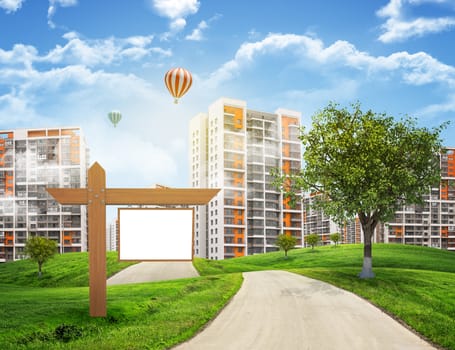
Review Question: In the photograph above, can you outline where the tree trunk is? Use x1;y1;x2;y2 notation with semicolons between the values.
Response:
38;262;42;278
359;213;377;279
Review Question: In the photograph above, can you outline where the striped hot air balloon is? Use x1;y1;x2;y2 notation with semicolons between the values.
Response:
164;67;192;104
108;110;122;127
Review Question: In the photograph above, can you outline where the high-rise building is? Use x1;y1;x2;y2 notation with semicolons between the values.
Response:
189;98;302;259
302;193;384;245
106;220;118;252
0;127;88;262
387;147;455;251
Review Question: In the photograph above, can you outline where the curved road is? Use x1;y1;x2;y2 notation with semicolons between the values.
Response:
173;270;435;350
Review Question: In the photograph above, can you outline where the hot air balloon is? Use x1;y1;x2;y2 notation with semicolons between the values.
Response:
164;67;192;104
108;110;122;127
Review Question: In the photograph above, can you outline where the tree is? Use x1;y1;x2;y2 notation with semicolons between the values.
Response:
24;236;58;278
305;234;320;250
272;102;446;278
275;234;297;257
330;232;341;247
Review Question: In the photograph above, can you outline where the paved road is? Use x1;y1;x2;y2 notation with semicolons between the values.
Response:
173;270;435;350
107;261;199;285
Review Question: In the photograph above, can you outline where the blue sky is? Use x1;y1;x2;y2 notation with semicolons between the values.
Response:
1;0;454;193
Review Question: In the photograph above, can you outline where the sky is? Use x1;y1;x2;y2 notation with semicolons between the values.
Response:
1;0;455;194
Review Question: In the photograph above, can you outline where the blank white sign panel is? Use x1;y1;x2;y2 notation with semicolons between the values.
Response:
119;208;194;261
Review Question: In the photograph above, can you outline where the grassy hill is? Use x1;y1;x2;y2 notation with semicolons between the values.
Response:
0;251;136;287
0;244;454;349
194;243;455;275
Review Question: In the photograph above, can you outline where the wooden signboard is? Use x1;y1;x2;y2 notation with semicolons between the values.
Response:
47;162;219;317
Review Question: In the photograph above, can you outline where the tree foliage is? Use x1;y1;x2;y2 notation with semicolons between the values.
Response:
330;233;341;246
272;102;447;277
24;236;58;278
305;234;320;250
275;234;297;257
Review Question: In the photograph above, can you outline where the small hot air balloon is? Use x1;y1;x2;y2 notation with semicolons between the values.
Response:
108;110;122;127
164;67;192;104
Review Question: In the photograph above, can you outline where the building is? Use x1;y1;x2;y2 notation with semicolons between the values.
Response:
106;220;118;252
302;193;384;245
0;127;88;262
302;193;339;245
387;147;455;251
189;98;302;259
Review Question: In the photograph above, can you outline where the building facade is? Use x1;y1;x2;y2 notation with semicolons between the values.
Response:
189;98;302;259
106;220;118;252
387;147;455;251
0;127;88;262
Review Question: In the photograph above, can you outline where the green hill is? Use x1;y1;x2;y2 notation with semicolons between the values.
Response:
0;251;136;287
194;243;455;275
0;244;454;349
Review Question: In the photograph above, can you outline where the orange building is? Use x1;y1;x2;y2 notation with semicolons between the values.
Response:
189;98;302;259
0;128;88;262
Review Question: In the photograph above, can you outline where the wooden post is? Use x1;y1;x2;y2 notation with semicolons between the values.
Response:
47;162;219;317
87;163;107;317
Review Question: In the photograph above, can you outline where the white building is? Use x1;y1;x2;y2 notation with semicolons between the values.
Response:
189;98;302;259
106;220;117;252
0;127;88;262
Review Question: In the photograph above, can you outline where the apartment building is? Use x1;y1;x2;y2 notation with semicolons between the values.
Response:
0;127;88;262
387;147;455;251
302;193;385;245
189;98;302;259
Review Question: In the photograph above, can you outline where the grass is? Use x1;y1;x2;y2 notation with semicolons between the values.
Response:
1;243;454;349
0;273;242;349
195;243;455;350
0;251;136;287
194;243;455;275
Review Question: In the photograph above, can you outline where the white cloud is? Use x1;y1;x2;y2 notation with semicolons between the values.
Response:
186;20;208;41
47;0;78;28
0;44;38;69
152;0;199;19
377;0;455;43
151;0;200;38
170;18;187;32
185;14;220;41
419;93;455;115
0;32;169;68
0;0;23;13
205;33;455;88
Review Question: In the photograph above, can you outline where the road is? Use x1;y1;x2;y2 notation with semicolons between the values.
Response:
173;270;435;350
107;261;199;285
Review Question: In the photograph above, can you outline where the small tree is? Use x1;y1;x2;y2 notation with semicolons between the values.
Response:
305;234;320;250
330;232;341;247
24;236;57;278
275;234;297;258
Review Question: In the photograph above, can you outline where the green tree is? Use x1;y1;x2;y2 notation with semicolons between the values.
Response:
24;236;58;278
330;232;341;247
275;234;297;257
272;102;446;278
305;234;320;250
